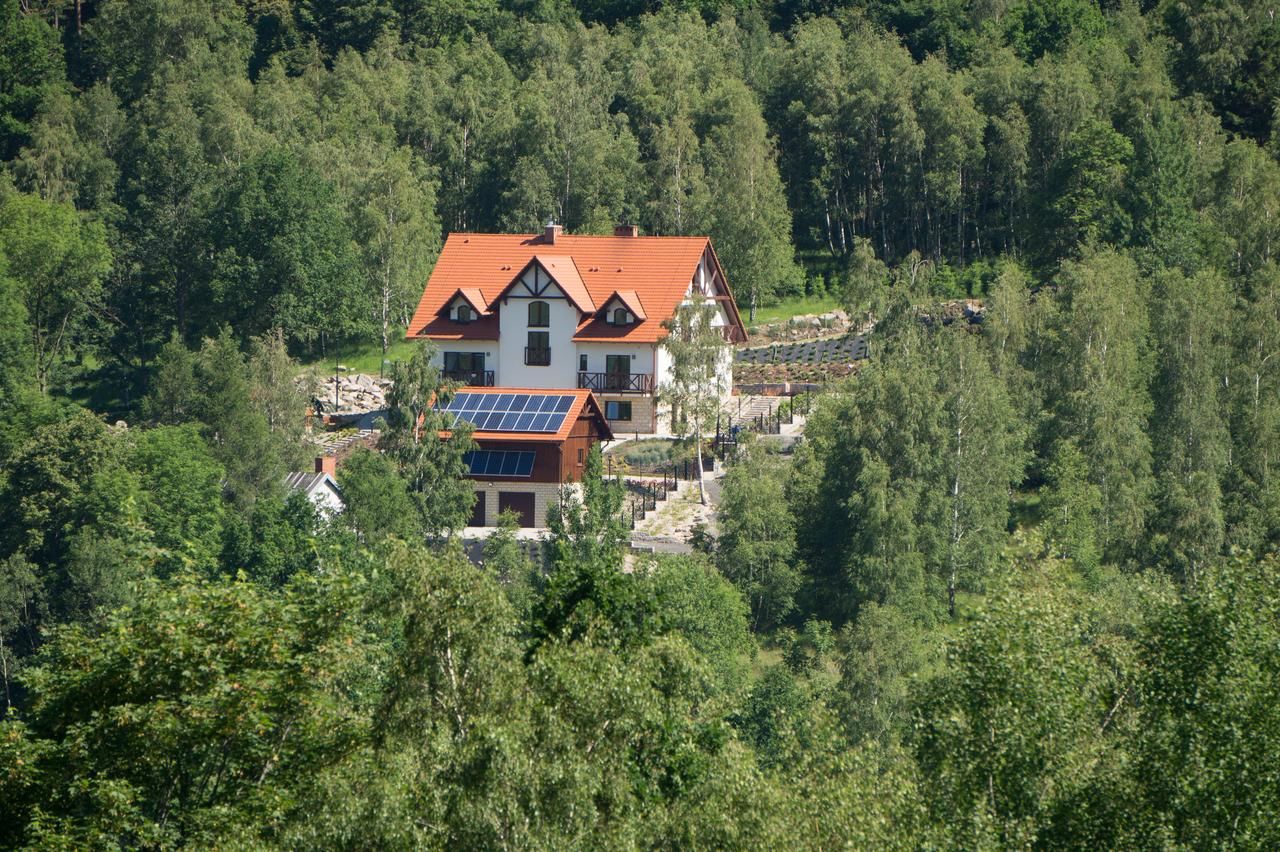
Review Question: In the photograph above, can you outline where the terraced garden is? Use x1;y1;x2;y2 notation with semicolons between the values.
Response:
733;333;869;384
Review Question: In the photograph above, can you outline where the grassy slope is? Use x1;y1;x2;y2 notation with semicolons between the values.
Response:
299;333;422;375
749;295;842;326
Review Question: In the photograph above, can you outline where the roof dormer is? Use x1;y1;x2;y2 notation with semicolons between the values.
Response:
438;288;491;323
600;290;647;326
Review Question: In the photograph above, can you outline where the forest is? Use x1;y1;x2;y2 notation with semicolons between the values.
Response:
2;0;1280;847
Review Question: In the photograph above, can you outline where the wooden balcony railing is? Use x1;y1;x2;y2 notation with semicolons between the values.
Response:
525;346;551;366
441;369;494;386
577;371;654;393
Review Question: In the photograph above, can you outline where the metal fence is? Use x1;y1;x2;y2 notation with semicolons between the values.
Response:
713;388;820;460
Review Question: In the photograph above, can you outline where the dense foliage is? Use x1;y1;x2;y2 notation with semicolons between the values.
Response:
2;0;1280;846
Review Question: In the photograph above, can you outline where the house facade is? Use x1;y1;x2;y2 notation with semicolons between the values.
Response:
408;224;747;434
284;457;344;517
436;387;614;528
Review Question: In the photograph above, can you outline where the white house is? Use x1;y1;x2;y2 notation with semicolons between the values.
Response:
283;456;344;517
407;224;747;434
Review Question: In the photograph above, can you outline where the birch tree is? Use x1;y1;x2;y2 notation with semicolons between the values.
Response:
355;146;440;359
658;302;729;505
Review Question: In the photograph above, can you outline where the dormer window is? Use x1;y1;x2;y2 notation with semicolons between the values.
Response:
455;304;473;323
612;307;630;325
528;300;550;328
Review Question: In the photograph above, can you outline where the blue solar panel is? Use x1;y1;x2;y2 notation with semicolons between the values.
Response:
463;450;535;477
436;392;576;433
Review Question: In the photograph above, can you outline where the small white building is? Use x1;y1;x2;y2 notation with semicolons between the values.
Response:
407;224;747;435
284;456;344;517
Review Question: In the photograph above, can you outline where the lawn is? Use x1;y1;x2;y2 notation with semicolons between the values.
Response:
749;295;842;326
299;333;422;376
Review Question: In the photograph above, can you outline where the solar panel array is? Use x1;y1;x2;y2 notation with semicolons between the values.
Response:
464;450;535;477
439;392;576;433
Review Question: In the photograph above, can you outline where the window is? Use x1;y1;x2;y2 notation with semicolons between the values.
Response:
604;354;630;390
606;401;632;421
526;331;550;366
443;352;484;373
612;307;629;325
528;300;550;327
577;448;585;464
455;303;473;323
579;353;588;372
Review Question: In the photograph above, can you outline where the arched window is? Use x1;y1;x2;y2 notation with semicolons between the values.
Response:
613;307;629;325
456;304;473;323
528;300;550;327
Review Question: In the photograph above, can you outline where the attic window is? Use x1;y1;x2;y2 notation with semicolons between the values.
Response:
612;307;630;325
456;304;473;323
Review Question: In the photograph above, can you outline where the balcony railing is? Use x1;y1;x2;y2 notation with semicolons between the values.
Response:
525;346;551;366
441;369;494;386
577;371;654;393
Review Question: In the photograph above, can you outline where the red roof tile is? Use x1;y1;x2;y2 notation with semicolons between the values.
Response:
408;232;745;345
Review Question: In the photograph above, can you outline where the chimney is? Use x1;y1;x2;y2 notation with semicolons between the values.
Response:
315;455;337;477
614;223;639;238
544;220;562;244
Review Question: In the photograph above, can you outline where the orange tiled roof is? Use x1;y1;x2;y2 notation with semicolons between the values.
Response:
437;387;613;443
408;232;745;344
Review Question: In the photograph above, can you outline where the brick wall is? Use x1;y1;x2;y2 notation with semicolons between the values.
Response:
602;394;658;436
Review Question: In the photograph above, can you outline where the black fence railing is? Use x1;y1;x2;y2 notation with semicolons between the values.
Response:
713;389;819;461
578;371;654;393
607;458;703;530
524;346;551;366
441;369;495;386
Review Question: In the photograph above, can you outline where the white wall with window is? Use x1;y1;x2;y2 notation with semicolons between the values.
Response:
574;342;655;389
497;268;581;388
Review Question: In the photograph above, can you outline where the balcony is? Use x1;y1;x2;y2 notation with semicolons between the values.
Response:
441;369;494;386
525;346;551;366
577;371;654;393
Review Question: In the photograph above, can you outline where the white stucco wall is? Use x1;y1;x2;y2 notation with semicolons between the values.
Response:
496;269;581;388
430;342;499;369
575;342;656;380
308;480;345;518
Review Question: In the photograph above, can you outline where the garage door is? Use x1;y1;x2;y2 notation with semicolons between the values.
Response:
498;491;536;528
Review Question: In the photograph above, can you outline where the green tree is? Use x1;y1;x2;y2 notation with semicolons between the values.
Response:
479;508;541;623
538;445;645;647
141;332;200;425
658;302;731;504
377;342;474;541
198;148;367;349
354;146;440;358
0;568;370;846
1147;268;1230;581
0;188;111;394
193;330;285;507
715;444;802;631
649;553;753;696
1225;264;1280;550
337;446;420;544
936;327;1025;616
1045;248;1154;558
1042;438;1103;572
1126;556;1280;847
836;602;933;746
912;580;1122;847
0;0;65;160
128;424;226;576
702;79;801;316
